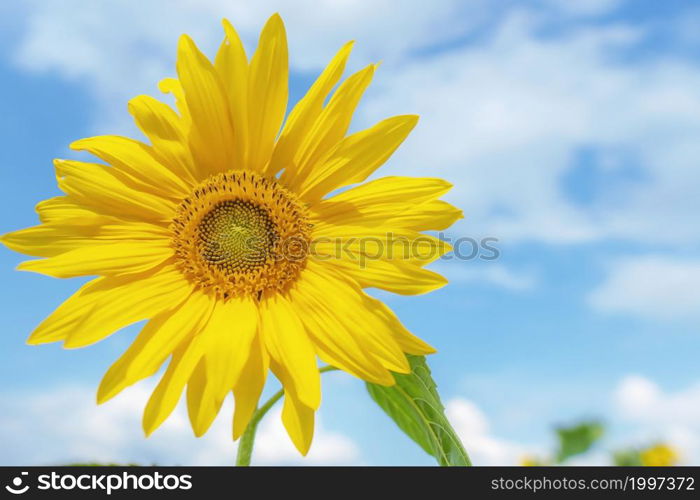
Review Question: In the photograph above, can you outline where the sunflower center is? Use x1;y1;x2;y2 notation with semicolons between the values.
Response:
171;171;311;300
198;200;277;272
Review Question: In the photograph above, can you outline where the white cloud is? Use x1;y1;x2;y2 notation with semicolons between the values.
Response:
8;0;485;131
364;10;700;246
7;1;700;249
0;384;359;466
447;376;700;466
254;407;358;465
588;256;700;320
434;262;537;291
614;375;700;463
445;397;525;465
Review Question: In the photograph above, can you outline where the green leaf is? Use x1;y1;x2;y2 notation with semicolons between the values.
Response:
612;448;643;466
366;355;471;466
554;420;604;463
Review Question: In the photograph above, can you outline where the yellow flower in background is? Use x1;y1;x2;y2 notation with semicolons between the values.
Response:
640;444;680;467
519;455;542;467
1;14;461;454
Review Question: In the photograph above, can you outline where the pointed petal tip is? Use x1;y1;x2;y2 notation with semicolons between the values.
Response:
221;18;243;42
259;13;286;36
157;78;174;94
62;337;92;349
177;34;197;55
268;12;284;24
96;390;112;406
191;425;207;438
68;138;86;151
433;275;449;291
232;417;249;441
142;418;156;438
96;378;118;405
405;114;420;126
15;260;33;272
340;40;356;52
25;335;46;346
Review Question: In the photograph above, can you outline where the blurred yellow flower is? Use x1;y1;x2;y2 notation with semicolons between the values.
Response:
640;444;679;466
520;455;542;466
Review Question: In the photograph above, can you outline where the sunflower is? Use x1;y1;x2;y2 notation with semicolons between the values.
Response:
2;14;462;455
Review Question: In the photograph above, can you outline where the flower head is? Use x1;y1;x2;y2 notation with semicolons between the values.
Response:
2;14;461;455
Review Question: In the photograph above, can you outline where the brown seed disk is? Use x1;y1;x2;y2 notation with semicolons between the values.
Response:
171;171;311;300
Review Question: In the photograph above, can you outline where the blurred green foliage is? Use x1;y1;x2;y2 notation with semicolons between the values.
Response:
554;421;604;463
521;419;680;466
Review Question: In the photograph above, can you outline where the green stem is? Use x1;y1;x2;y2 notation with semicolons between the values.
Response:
235;365;339;466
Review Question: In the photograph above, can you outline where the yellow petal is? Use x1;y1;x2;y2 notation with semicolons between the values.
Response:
177;34;235;177
320;256;448;295
187;297;259;436
272;360;315;456
143;334;207;436
71;136;191;198
232;333;269;439
363;296;436;355
283;64;375;190
321;176;452;207
54;159;176;222
315;199;463;231
385;200;464;231
28;265;190;348
289;273;394;385
158;77;191;126
281;391;315;456
35;196;102;223
267;41;353;177
127;95;198;185
312;176;458;229
215;19;249;171
97;291;213;404
247;14;288;172
185;360;211;436
1;219;168;257
260;293;320;409
17;241;173;278
299;115;419;201
300;261;410;373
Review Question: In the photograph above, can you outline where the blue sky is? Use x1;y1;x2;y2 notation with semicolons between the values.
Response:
1;0;700;465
